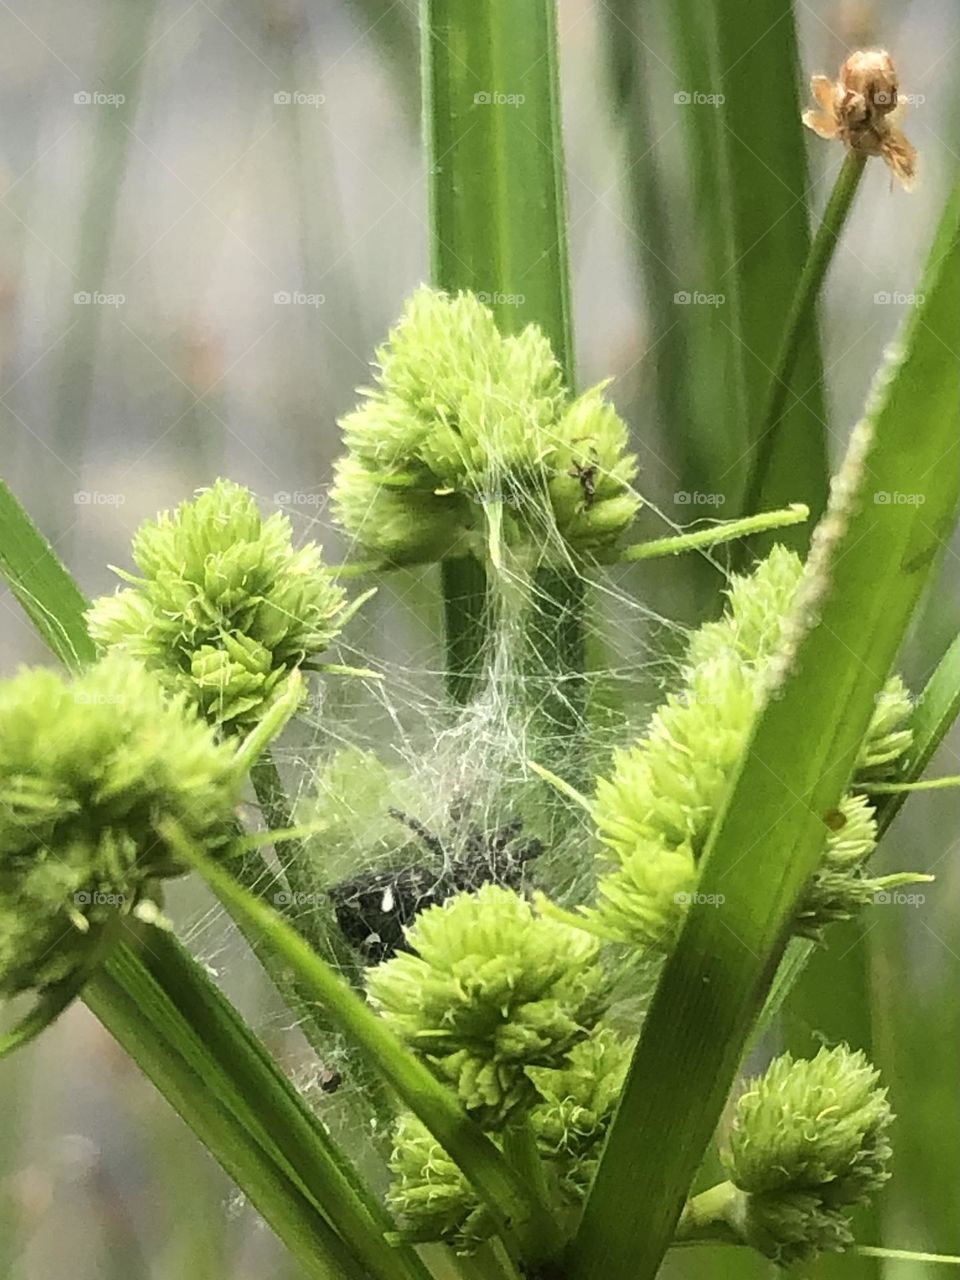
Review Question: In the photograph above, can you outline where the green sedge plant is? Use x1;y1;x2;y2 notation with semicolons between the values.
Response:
1;7;959;1280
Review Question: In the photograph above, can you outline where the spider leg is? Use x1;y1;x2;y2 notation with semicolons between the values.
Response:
388;806;447;859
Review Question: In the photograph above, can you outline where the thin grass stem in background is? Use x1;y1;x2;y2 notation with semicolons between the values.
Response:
743;152;867;523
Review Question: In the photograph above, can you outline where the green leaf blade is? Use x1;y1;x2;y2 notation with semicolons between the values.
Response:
569;179;960;1280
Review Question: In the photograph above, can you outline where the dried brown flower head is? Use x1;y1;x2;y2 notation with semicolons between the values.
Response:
803;48;917;190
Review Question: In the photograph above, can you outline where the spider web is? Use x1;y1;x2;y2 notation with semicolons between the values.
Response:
179;475;743;1163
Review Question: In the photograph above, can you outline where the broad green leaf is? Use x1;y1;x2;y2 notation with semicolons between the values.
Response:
569;180;960;1280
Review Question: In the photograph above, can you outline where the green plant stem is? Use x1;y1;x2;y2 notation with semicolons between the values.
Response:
185;837;566;1274
744;152;867;520
527;565;586;754
441;555;489;704
248;750;394;1130
673;1182;741;1246
250;752;354;970
422;0;579;709
620;504;808;562
568;180;960;1280
501;1116;550;1210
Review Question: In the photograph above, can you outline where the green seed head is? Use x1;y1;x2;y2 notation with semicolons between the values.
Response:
87;479;350;731
366;884;607;1128
0;655;238;998
582;547;915;950
331;287;640;566
725;1044;893;1202
722;1045;893;1265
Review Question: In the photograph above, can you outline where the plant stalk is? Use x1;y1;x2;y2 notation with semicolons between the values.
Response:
422;0;580;709
744;152;867;519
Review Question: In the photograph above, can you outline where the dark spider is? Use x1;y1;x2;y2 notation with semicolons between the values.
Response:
317;1066;342;1094
328;804;543;964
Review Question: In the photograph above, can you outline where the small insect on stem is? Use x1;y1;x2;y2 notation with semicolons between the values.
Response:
568;459;598;509
802;48;917;190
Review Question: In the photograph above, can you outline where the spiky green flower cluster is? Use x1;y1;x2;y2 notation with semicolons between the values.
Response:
386;1112;496;1253
366;884;607;1128
723;1045;893;1265
0;656;238;999
87;479;351;731
331;287;639;565
386;1028;632;1251
527;1027;633;1200
581;545;915;950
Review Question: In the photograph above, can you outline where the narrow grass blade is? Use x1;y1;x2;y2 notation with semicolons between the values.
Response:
744;153;867;521
0;477;97;669
85;945;367;1280
125;926;431;1280
51;0;157;490
569;181;960;1280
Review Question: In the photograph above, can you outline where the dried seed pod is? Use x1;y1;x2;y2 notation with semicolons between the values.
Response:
802;48;917;191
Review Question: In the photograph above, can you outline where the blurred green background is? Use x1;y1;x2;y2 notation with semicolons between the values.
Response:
0;0;958;1276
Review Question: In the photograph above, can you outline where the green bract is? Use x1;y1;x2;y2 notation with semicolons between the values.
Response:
580;546;916;950
366;884;607;1128
0;655;238;999
723;1045;893;1265
87;479;350;731
331;287;639;566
